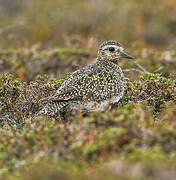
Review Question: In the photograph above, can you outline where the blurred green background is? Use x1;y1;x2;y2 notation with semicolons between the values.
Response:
0;0;176;48
0;1;176;180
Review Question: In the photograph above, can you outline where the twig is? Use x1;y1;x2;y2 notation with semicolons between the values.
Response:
153;66;164;73
132;59;151;74
123;68;144;74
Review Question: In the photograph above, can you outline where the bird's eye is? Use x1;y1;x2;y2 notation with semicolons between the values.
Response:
109;47;115;52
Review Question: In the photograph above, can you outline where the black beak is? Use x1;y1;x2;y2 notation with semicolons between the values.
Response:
120;51;134;59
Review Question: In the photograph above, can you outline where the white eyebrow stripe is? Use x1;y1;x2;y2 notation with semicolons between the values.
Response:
102;45;121;50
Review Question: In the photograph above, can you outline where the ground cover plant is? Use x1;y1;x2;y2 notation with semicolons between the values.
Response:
0;0;176;179
0;45;175;180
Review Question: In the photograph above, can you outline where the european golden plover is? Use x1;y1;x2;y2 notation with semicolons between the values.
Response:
38;40;134;118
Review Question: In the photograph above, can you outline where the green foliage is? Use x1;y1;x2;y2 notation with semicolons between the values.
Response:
0;46;91;82
0;0;176;48
121;73;176;120
0;0;176;179
0;103;176;179
0;45;175;179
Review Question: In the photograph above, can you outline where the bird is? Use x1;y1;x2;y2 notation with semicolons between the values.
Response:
37;40;134;119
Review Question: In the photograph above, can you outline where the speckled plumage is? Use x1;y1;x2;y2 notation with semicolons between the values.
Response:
38;40;134;118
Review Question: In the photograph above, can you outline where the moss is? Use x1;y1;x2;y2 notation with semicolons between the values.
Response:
0;47;91;82
1;0;176;178
0;46;175;179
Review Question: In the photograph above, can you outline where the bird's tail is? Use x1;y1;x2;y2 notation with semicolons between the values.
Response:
35;101;68;118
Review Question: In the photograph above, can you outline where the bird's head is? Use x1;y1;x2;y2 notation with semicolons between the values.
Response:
98;40;134;63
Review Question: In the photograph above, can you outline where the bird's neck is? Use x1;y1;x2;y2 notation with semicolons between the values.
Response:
96;57;119;68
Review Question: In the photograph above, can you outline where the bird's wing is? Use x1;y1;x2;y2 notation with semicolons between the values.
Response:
50;88;83;102
49;64;101;102
48;67;91;102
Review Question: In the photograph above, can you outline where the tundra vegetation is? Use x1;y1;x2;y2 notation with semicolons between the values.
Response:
0;0;176;179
